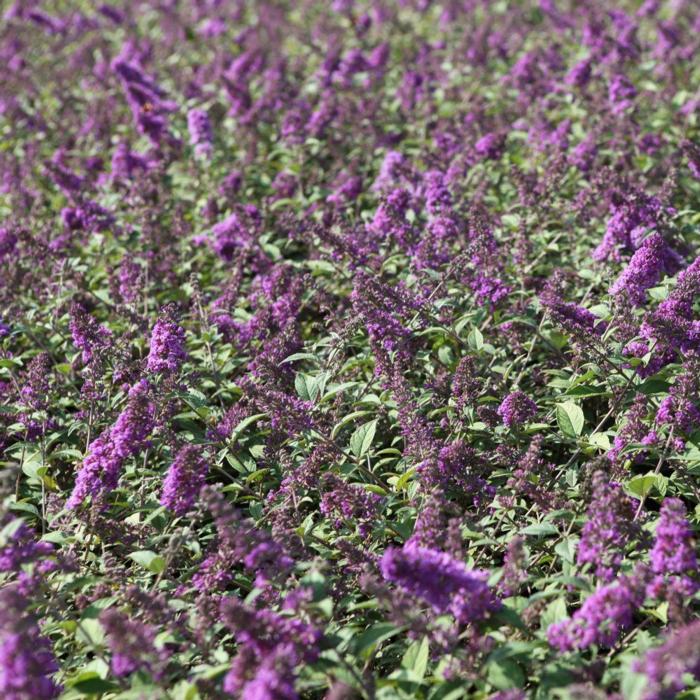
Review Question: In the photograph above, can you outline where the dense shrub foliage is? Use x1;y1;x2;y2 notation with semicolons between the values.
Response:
2;1;700;698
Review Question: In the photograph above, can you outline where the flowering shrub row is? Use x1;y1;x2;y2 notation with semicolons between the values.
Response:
1;1;700;698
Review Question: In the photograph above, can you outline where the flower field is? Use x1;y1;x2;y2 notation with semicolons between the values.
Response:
2;1;700;698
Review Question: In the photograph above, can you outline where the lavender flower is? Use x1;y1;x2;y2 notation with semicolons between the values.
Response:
160;444;209;516
497;391;537;429
576;472;638;581
380;543;500;625
610;233;679;305
67;380;154;508
147;316;187;375
187;108;213;157
0;586;61;699
647;498;698;595
547;575;644;651
635;620;700;700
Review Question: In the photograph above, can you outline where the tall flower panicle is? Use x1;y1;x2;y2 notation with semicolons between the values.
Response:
187;108;213;157
610;233;680;305
497;391;537;429
0;585;61;700
20;352;51;412
67;380;154;508
100;608;164;678
160;444;209;516
647;498;698;596
0;518;53;573
380;543;500;625
147;316;187;375
320;473;382;537
577;472;638;581
69;303;112;365
547;575;644;652
0;226;18;260
220;597;320;699
635;620;700;700
210;212;252;261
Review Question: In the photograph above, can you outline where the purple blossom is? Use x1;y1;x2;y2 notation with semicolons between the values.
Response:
100;608;164;678
635;620;700;700
547;575;644;651
147;317;187;375
220;597;319;699
648;498;698;595
320;473;382;537
0;519;53;573
474;132;505;160
380;543;500;625
70;304;112;365
610;233;680;305
210;212;252;261
67;380;154;508
577;472;638;581
497;391;537;428
0;226;18;260
0;586;61;700
187;107;213;157
160;444;209;516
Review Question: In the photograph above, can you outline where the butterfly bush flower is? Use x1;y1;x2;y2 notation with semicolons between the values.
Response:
210;212;252;261
647;498;698;597
67;380;154;508
474;132;505;160
635;620;700;700
220;597;320;699
380;543;500;625
69;303;112;365
576;472;638;581
100;608;165;678
147;316;187;375
593;192;664;262
0;585;61;700
112;52;177;145
160;444;209;516
187;107;213;157
608;73;637;113
610;233;679;305
497;391;537;428
0;226;18;260
0;518;53;573
547;575;644;652
320;473;382;537
110;141;151;181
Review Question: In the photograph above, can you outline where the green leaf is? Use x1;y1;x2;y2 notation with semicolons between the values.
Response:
72;676;119;694
349;419;378;459
556;401;584;438
468;327;484;351
402;636;429;680
620;667;649;700
540;597;568;630
487;658;525;690
295;373;315;401
554;537;578;564
626;473;667;498
521;522;558;537
351;622;403;656
128;550;166;574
